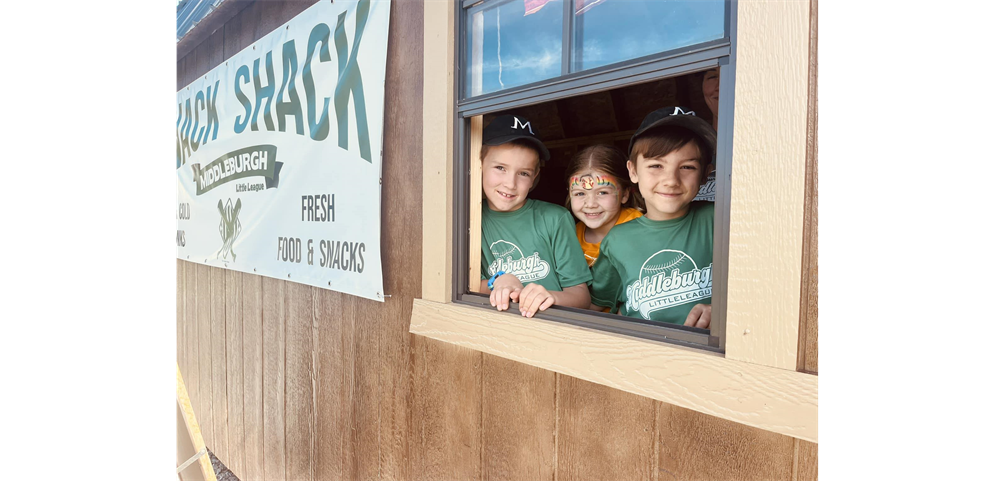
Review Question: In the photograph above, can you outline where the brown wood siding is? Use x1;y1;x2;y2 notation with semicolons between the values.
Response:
481;355;556;481
262;275;287;481
225;269;245;477
196;263;214;450
176;1;817;479
797;0;819;374
557;377;656;481
211;267;230;464
241;272;264;480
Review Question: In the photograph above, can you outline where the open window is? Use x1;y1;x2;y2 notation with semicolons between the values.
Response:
452;0;735;352
417;0;816;441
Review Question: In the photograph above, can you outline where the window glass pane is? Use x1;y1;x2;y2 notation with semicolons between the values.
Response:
572;0;725;72
465;0;564;98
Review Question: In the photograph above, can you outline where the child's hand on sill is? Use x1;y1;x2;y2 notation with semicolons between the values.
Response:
512;283;555;318
684;304;711;329
490;273;524;312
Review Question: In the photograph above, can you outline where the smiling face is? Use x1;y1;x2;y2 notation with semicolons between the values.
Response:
702;69;720;117
627;141;704;221
481;143;540;212
569;171;628;232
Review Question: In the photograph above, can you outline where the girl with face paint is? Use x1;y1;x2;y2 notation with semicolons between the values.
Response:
564;145;643;268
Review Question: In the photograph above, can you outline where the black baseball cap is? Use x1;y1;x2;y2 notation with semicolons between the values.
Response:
482;114;550;165
628;106;716;162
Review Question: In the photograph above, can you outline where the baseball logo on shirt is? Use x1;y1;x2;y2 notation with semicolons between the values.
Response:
626;249;712;319
488;240;550;283
693;172;716;202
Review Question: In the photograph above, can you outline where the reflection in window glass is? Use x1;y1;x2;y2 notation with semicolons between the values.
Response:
572;0;725;72
465;0;564;97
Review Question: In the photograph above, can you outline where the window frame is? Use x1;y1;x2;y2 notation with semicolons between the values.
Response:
459;0;731;101
451;0;737;352
417;0;818;442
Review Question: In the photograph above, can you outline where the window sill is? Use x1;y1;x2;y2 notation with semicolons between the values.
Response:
409;298;817;443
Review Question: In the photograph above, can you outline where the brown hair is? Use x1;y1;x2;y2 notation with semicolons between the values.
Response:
629;127;712;183
564;144;642;211
480;139;542;190
480;139;541;170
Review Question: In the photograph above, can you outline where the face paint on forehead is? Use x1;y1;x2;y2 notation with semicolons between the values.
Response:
570;173;618;191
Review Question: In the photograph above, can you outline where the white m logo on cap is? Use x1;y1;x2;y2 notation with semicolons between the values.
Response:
511;117;534;135
671;107;696;116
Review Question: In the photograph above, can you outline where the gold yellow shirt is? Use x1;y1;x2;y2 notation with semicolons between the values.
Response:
576;207;643;267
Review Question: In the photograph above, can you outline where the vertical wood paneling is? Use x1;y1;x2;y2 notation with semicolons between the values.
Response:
557;376;656;481
196;264;214;448
241;273;264;481
313;290;353;481
230;0;260;63
410;336;481;481
176;55;186;92
285;282;315;481
183;261;199;430
340;295;361;481
657;403;795;481
177;260;185;376
481;354;555;481
222;5;241;61
794;439;818;481
262;276;287;481
282;0;320;26
351;296;382;481
376;295;414;481
378;1;423;477
211;267;230;462
225;270;245;477
251;0;286;50
254;0;315;45
178;24;224;94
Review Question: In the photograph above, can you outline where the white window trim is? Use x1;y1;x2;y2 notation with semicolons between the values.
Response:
417;0;816;442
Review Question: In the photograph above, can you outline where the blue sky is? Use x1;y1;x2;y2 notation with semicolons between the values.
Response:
467;0;724;96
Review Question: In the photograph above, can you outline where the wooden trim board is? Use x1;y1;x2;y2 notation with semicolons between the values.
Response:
723;0;812;370
421;0;456;303
409;299;817;443
467;116;483;293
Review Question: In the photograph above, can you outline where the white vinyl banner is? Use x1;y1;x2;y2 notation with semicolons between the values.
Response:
176;0;390;302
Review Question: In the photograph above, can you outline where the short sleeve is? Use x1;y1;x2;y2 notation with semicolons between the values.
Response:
548;208;593;289
480;246;490;280
590;235;622;309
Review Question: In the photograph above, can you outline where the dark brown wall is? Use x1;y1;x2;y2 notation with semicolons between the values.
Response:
177;2;818;480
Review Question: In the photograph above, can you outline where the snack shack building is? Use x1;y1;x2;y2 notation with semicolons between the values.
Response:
176;0;818;479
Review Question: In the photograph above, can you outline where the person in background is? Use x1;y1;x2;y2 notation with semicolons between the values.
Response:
702;68;720;131
694;68;720;202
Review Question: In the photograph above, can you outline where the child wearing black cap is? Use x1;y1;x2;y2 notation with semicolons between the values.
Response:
589;107;716;328
478;114;592;318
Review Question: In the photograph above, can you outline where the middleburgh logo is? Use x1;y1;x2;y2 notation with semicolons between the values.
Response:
217;198;242;261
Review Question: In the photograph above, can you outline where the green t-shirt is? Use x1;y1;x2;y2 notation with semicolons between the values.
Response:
481;199;592;291
590;202;714;325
